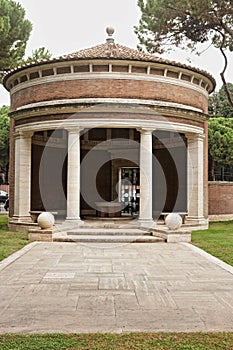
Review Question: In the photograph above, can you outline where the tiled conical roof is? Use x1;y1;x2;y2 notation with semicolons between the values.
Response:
60;42;164;62
2;33;216;90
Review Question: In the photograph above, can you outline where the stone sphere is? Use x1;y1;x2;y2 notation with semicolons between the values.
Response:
165;213;182;230
106;26;115;35
37;212;55;229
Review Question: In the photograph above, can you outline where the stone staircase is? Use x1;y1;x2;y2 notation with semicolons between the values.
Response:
53;220;165;243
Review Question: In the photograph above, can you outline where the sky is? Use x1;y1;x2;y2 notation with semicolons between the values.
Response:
1;0;233;106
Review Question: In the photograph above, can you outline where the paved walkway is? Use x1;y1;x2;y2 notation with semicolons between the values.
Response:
0;242;233;334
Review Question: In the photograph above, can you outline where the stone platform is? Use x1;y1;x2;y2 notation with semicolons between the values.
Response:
0;242;232;333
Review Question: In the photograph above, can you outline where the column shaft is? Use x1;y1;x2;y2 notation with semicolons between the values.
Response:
66;128;82;222
186;133;207;226
139;129;153;225
14;131;33;222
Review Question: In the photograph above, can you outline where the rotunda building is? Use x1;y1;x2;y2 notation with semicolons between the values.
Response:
3;29;215;232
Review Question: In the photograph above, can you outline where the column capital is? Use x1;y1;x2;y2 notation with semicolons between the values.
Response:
14;130;34;139
136;127;155;134
65;126;85;134
186;132;205;142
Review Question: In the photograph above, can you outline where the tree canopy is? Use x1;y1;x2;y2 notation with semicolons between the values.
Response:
208;117;233;180
209;83;233;118
21;47;52;65
135;0;233;107
0;0;32;71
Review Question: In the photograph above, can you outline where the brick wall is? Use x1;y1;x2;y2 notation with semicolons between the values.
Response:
11;79;208;113
208;182;233;215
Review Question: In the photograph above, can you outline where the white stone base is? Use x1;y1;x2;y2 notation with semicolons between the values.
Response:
11;215;33;223
28;229;53;242
137;219;155;228
151;228;192;243
65;218;84;225
166;231;192;243
209;214;233;222
185;216;208;229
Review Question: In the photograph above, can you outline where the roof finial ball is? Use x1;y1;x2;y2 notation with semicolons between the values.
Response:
106;26;115;43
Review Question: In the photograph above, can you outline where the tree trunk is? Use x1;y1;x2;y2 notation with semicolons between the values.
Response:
211;158;215;181
218;31;233;108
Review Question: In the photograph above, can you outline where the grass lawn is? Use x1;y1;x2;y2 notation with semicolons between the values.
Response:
0;216;233;349
192;221;233;266
0;215;28;262
0;332;233;350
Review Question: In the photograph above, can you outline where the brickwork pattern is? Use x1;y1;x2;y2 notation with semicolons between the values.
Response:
11;79;208;112
208;182;233;215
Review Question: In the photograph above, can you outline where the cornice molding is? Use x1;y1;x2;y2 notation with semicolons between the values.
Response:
10;100;208;125
14;117;204;137
15;97;203;113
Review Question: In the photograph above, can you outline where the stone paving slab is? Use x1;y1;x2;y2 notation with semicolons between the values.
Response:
0;242;233;333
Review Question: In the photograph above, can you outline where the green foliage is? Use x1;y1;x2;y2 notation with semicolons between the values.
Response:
0;0;32;71
209;83;233;118
135;0;233;107
0;105;10;171
208;117;233;168
21;47;52;65
135;0;233;54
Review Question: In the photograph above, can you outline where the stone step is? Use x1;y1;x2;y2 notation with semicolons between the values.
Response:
54;235;165;243
79;222;139;229
67;228;150;236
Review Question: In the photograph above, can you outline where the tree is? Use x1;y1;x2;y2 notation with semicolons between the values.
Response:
135;0;233;107
209;83;233;118
208;117;233;180
0;105;10;183
0;0;32;71
21;47;52;65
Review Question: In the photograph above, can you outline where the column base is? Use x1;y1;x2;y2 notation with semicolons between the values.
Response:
137;219;155;228
65;218;84;225
185;216;209;229
8;216;36;232
11;215;33;224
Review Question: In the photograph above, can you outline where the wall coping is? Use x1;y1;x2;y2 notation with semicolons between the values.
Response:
208;181;233;186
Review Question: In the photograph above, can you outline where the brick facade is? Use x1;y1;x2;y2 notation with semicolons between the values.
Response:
209;182;233;216
11;79;208;113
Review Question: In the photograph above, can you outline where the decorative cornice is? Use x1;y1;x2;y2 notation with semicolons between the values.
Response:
10;101;208;125
15;97;204;113
14;118;205;137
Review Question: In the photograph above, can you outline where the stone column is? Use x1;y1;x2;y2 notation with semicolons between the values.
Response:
66;128;83;223
138;128;154;226
13;130;33;222
186;133;207;227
